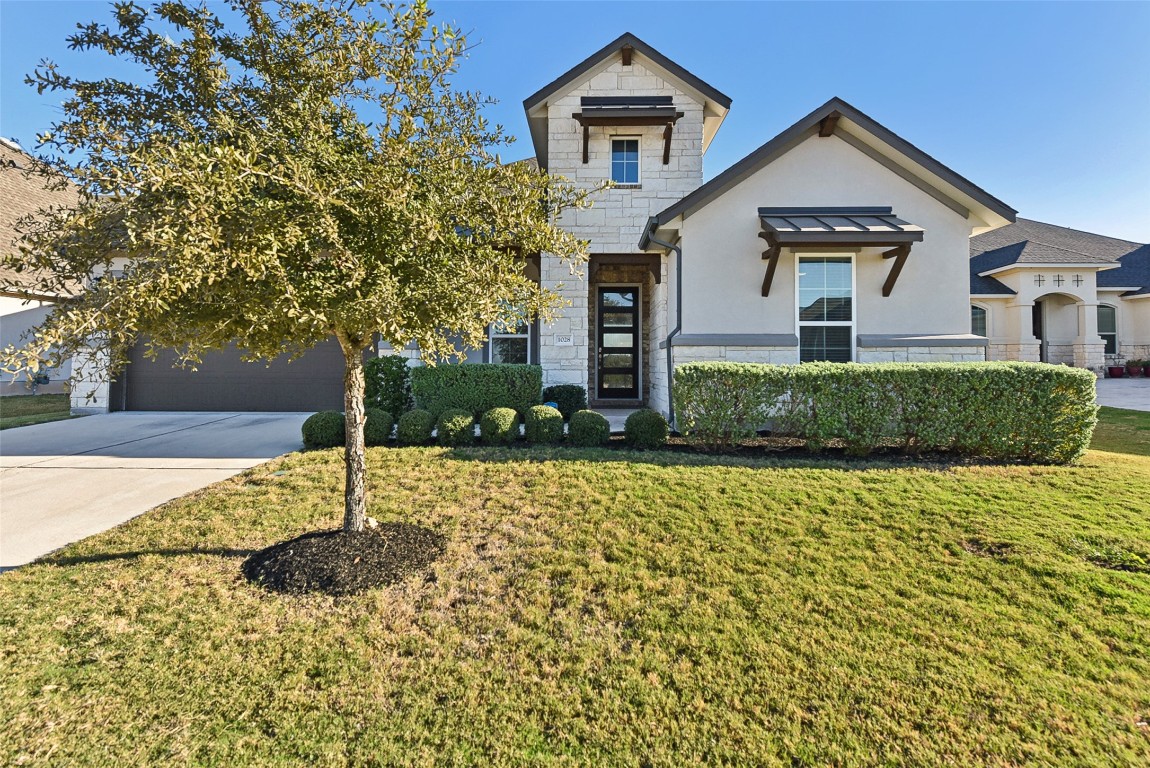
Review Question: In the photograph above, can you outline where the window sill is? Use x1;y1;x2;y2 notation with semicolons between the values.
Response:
612;184;642;190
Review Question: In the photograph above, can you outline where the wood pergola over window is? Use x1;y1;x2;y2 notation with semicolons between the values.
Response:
757;207;925;298
572;96;685;165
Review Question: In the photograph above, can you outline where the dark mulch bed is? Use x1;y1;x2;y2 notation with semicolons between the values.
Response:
242;522;445;596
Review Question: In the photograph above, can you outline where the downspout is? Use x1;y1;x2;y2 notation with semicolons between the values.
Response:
643;221;683;430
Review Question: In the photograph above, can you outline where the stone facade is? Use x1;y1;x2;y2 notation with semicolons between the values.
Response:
538;55;707;397
857;346;987;363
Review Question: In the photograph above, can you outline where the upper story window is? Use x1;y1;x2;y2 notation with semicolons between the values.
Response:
611;138;640;185
798;255;853;362
1097;304;1117;355
971;305;987;337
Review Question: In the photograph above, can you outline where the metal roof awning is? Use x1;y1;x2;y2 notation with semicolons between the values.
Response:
757;207;924;298
572;96;684;165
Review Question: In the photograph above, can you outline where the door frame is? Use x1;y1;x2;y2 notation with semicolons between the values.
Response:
1032;299;1047;363
595;284;642;400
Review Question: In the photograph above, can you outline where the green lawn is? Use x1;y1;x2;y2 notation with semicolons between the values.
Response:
0;418;1147;765
0;393;75;430
1091;406;1150;456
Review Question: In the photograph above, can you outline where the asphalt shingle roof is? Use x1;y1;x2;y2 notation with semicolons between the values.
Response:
0;141;81;300
970;218;1149;297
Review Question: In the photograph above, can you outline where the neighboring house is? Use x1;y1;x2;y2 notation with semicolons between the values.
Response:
0;138;76;396
73;32;1141;416
970;218;1150;369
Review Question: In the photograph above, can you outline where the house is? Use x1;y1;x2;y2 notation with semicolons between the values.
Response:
64;32;1146;416
0;138;76;396
970;218;1150;368
511;32;1016;416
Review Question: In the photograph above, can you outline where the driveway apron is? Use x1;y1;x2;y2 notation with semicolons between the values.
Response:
0;412;307;570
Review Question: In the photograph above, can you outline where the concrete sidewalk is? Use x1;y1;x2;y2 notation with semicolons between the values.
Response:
1096;378;1150;412
0;412;307;570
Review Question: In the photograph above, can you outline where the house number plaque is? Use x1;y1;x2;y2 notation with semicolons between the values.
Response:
555;334;573;346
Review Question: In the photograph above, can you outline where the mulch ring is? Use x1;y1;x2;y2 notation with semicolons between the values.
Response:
242;522;445;596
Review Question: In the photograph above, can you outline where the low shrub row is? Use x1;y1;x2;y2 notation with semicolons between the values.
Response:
302;409;395;450
673;361;1097;463
302;405;671;450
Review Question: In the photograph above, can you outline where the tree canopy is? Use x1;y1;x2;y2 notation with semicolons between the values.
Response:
1;0;594;530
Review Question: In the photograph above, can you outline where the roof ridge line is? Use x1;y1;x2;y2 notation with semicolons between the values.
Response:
1023;237;1123;262
1019;217;1144;248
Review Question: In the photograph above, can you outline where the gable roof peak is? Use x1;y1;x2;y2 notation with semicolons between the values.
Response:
522;31;731;112
640;96;1016;248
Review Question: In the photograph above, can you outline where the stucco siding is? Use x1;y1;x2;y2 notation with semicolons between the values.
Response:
678;134;976;341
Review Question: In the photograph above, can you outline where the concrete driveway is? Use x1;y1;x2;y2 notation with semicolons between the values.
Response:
1096;377;1150;412
0;412;308;570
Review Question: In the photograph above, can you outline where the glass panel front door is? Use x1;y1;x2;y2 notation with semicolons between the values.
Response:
597;287;639;399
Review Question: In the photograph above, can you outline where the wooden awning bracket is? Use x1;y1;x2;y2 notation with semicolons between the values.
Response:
882;244;911;297
759;232;782;297
573;110;683;165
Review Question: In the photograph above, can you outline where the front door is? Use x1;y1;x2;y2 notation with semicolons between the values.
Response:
1032;300;1047;363
596;287;640;399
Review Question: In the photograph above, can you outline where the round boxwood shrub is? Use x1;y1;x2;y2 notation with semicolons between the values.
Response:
568;409;610;447
436;408;475;447
480;407;520;445
396;409;435;446
624;408;669;450
541;384;587;421
363;408;394;446
524;404;564;444
302;410;345;449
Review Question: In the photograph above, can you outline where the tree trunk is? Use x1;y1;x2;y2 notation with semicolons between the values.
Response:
338;333;368;532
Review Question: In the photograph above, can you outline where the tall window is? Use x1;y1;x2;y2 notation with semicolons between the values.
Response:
611;138;639;184
489;317;531;364
798;256;853;362
1097;304;1117;355
971;305;988;337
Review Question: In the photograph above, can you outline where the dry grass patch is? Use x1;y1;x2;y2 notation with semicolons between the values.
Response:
0;443;1147;766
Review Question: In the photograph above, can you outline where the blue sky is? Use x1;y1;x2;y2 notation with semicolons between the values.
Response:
2;1;1148;241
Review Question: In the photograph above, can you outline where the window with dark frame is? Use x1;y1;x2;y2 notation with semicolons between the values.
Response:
1097;305;1117;355
971;305;988;337
798;256;853;363
610;138;639;185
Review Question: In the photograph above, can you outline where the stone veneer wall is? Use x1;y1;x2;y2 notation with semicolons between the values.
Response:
540;55;706;395
987;342;1041;363
857;346;987;364
1117;344;1150;361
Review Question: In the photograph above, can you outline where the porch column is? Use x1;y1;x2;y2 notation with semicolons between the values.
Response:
1005;301;1041;362
1074;301;1105;372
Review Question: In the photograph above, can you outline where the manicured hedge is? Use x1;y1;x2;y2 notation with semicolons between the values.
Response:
542;384;587;421
436;408;475;447
396;409;435;446
568;410;610;447
524;405;564;444
302;411;345;449
363;408;394;446
480;407;520;445
624;409;669;450
673;362;1098;463
411;364;542;420
365;355;412;417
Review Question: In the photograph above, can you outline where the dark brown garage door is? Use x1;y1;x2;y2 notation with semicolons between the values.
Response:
112;339;350;412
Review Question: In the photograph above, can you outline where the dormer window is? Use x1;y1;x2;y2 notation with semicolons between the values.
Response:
611;138;640;185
